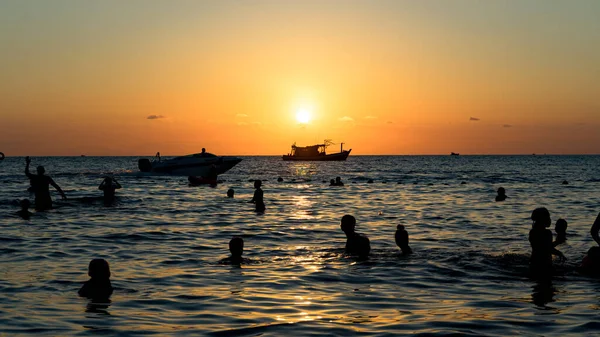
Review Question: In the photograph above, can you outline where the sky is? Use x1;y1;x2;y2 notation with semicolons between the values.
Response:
1;0;599;155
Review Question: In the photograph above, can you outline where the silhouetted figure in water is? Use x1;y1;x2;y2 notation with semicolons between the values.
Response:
277;177;283;182
329;179;335;186
562;180;569;185
340;215;370;258
227;188;235;198
395;225;412;255
590;212;600;247
99;177;121;206
79;259;113;300
25;156;66;211
250;179;265;212
529;207;566;276
367;179;374;184
335;177;344;186
221;237;245;265
207;164;218;181
580;246;600;274
495;187;507;202
553;219;567;247
16;199;32;220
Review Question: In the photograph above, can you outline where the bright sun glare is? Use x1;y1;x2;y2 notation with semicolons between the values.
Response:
296;108;311;124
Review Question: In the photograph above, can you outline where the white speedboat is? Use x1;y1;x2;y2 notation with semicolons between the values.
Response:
138;151;242;176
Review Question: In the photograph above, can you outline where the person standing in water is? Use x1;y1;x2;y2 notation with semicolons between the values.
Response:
78;259;114;300
99;176;122;205
340;215;371;258
495;187;507;201
395;225;413;255
528;207;565;275
25;156;66;211
249;179;265;212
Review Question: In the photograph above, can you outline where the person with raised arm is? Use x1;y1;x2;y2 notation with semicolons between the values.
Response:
25;156;66;211
99;176;122;205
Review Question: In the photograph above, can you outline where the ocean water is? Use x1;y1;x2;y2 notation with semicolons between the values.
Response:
1;155;600;336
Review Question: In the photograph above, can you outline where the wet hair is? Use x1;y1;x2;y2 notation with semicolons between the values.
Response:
555;219;568;233
531;207;551;228
341;215;356;233
37;165;45;175
497;187;506;195
229;237;244;257
254;179;262;188
227;188;234;198
88;259;111;279
20;199;30;209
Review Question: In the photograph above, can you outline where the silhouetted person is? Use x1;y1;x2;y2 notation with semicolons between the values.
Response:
201;148;206;156
227;188;235;198
25;156;66;211
529;207;565;275
580;247;600;273
335;177;344;186
250;179;265;212
221;237;245;265
206;164;218;181
562;180;569;185
99;177;121;206
329;179;335;186
16;199;32;220
277;177;283;182
590;212;600;247
78;259;113;300
367;179;374;184
340;215;370;258
495;187;507;202
395;225;412;255
553;219;567;247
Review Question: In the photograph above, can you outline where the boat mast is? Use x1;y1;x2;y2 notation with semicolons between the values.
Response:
340;142;344;152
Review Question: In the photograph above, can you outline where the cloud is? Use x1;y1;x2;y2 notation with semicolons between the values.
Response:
364;116;378;120
339;116;354;122
469;117;480;121
503;124;512;128
147;115;165;120
236;114;248;118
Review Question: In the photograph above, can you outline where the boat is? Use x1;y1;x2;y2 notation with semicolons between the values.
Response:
138;151;242;176
282;140;351;161
451;152;460;156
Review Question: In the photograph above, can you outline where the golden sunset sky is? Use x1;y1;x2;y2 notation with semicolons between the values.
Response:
1;0;599;155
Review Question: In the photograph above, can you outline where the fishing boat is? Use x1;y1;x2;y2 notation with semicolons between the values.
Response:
137;150;242;176
451;152;460;156
282;140;351;161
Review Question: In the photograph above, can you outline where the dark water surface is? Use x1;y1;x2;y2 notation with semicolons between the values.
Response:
2;155;600;336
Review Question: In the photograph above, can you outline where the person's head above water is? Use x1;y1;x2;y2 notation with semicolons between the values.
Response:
336;177;342;182
36;165;45;175
497;187;506;195
20;199;30;210
104;177;113;184
88;259;111;280
229;237;244;258
341;215;356;235
254;179;262;189
330;179;335;184
531;207;551;228
227;188;234;198
555;218;568;234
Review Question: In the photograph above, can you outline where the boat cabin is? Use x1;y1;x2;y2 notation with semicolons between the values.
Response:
290;144;326;157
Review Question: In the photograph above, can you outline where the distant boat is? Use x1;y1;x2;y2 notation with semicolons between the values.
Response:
282;140;351;161
81;155;86;157
138;151;242;176
451;152;460;156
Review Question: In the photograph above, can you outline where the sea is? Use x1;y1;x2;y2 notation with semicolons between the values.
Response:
1;155;600;336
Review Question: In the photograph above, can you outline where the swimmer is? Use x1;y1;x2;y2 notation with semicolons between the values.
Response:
249;179;265;213
98;176;121;206
78;259;113;300
495;187;507;202
553;219;567;247
340;215;371;258
227;188;235;198
335;177;344;186
395;225;412;255
590;212;600;247
16;199;32;220
329;179;335;186
221;237;245;265
528;208;566;275
25;156;66;211
277;177;283;182
580;246;600;273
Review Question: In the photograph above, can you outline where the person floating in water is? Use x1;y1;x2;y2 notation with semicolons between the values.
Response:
221;237;245;265
395;225;412;255
552;219;567;247
340;215;370;258
528;207;566;276
227;188;235;198
249;179;265;213
98;176;122;206
78;259;114;300
16;199;33;220
495;187;507;202
25;156;66;211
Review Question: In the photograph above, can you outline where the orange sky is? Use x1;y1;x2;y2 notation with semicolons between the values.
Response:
1;1;599;155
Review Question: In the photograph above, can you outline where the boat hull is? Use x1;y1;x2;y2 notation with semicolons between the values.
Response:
282;150;351;161
143;157;242;176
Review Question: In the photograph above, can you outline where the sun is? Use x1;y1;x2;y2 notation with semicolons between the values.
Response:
296;108;311;124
